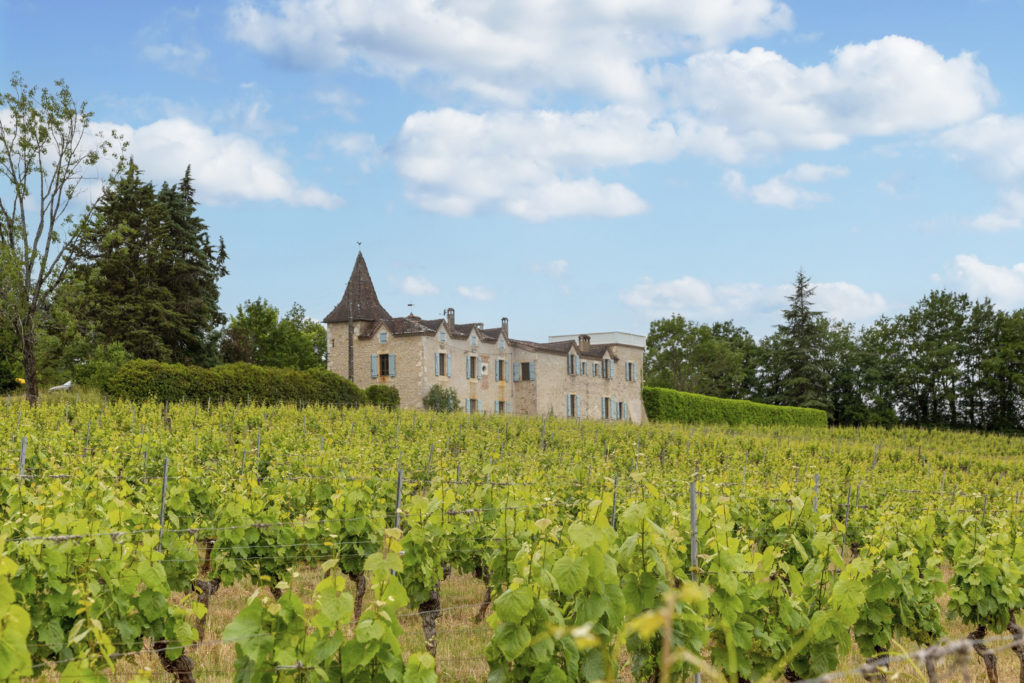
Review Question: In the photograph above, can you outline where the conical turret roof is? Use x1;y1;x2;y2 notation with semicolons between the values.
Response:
324;252;391;323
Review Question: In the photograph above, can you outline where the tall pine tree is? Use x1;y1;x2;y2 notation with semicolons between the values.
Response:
767;269;830;412
71;161;227;364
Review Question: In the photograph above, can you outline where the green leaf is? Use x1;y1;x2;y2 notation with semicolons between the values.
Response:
404;652;438;683
494;623;531;661
552;556;589;595
494;586;533;623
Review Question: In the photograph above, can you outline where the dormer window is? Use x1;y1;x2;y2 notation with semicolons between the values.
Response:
498;339;505;351
379;331;388;343
471;334;477;347
440;331;446;342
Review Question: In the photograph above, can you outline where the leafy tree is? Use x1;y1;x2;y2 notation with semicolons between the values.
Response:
0;73;127;403
422;384;458;412
644;315;756;399
70;161;227;365
221;299;326;370
762;270;830;412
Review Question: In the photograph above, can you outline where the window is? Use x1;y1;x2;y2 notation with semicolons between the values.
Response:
593;362;599;376
467;355;478;379
617;402;625;421
601;358;615;379
379;331;388;343
496;359;505;382
626;362;637;381
499;339;505;351
566;394;579;418
435;352;448;377
495;400;506;414
471;334;477;347
567;354;577;375
516;361;535;381
372;353;395;379
466;398;478;414
601;397;611;420
440;331;446;342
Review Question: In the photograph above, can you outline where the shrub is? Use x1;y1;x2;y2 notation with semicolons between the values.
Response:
104;360;365;406
0;353;18;392
642;386;827;428
365;384;400;410
422;384;459;413
72;342;132;390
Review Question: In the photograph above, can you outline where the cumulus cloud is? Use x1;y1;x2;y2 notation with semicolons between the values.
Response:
142;42;210;74
724;163;848;207
401;276;439;296
330;133;383;172
622;275;885;321
668;36;995;157
109;117;339;208
228;0;792;103
457;285;495;301
939;115;1024;181
952;255;1024;308
395;106;687;220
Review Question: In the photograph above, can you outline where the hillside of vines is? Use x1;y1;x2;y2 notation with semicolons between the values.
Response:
3;396;1024;681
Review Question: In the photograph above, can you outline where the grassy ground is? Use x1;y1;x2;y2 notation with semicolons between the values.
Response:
33;563;1024;682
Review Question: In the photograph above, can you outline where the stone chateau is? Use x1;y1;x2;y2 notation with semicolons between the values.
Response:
324;253;646;423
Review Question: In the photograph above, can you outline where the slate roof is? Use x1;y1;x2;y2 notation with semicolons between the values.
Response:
324;252;392;323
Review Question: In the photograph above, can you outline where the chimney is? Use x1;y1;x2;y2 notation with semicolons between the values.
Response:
578;334;591;352
501;316;509;337
446;307;455;328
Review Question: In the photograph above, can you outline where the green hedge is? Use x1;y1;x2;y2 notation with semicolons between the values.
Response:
365;384;400;410
642;386;827;428
105;360;365;406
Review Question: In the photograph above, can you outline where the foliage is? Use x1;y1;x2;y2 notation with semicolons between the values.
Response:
643;385;827;427
104;359;365;406
422;383;459;412
221;299;326;370
68;161;228;365
0;72;127;404
366;384;400;410
644;315;757;399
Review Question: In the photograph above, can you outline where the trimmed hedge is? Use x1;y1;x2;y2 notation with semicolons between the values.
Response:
365;384;400;410
105;360;365;406
642;386;827;428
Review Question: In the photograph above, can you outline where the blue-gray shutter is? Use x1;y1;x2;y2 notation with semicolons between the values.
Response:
465;398;469;413
624;404;630;421
566;394;571;417
370;354;378;378
494;400;499;414
466;355;471;379
601;398;606;419
529;362;536;380
446;355;451;377
610;360;615;379
435;353;439;376
389;354;396;377
513;362;520;382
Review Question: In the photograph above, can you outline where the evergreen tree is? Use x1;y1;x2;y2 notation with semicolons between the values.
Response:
769;270;830;411
71;161;227;364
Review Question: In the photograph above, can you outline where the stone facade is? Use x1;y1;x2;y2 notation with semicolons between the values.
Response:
325;253;645;423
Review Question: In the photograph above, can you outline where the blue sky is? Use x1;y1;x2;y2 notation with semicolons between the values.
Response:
3;0;1024;340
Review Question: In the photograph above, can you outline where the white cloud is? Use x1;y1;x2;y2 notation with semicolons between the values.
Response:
401;275;439;296
939;115;1024;181
330;133;383;172
622;275;885;321
108;117;339;208
141;42;209;74
938;116;1024;230
952;254;1024;308
457;285;495;301
533;259;568;277
395;106;706;219
228;0;792;103
314;89;363;120
668;36;995;157
971;191;1024;231
724;163;847;207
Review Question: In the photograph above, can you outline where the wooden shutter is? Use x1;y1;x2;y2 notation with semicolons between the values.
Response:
389;354;396;377
513;362;520;382
435;353;439;376
466;355;471;379
529;362;536;381
370;354;378;378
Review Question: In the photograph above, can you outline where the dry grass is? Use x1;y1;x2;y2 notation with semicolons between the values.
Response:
32;562;1024;681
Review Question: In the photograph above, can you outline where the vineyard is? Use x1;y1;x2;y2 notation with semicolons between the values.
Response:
3;397;1024;682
